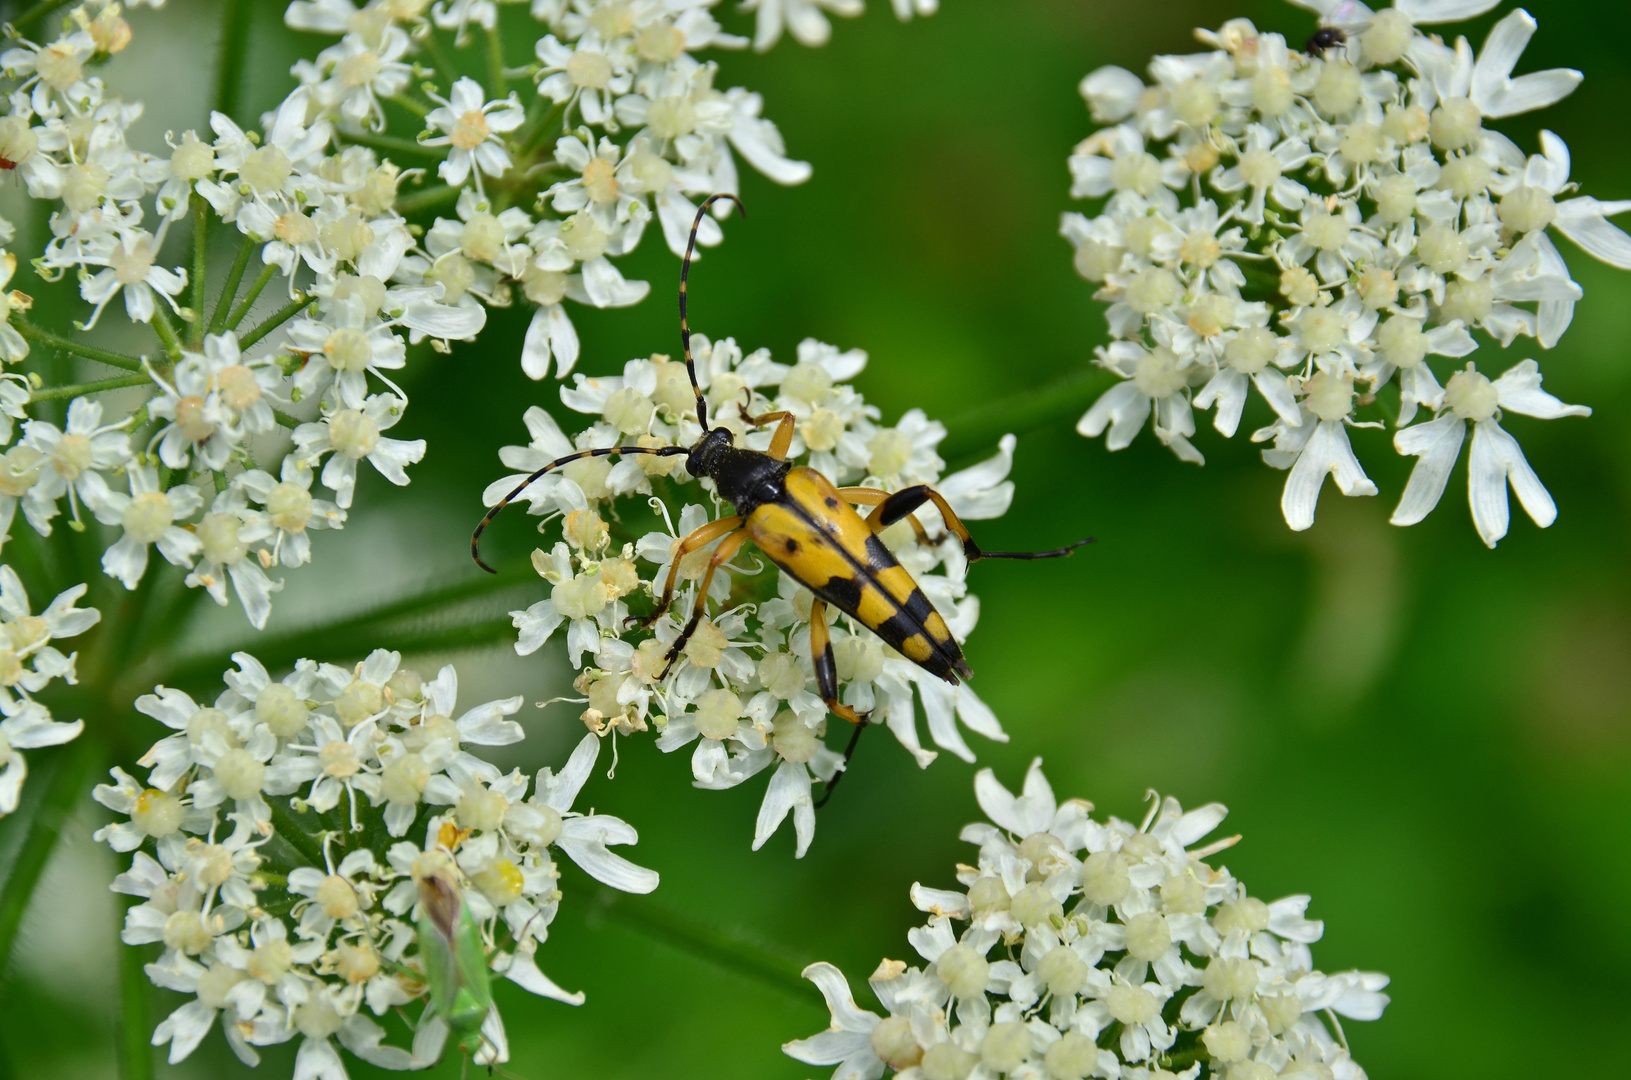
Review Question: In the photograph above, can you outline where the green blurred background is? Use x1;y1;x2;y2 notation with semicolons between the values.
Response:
2;0;1629;1076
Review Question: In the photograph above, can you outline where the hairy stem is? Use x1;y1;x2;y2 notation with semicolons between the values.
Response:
338;129;442;160
29;372;153;403
188;195;209;348
0;739;99;975
116;902;153;1080
484;22;507;98
394;184;462;216
12;320;146;372
209;235;256;334
939;367;1106;463
149;307;184;363
225;263;278;330
10;0;75;31
386;93;431;119
585;884;816;1001
238;293;310;351
212;0;251;124
419;30;460;90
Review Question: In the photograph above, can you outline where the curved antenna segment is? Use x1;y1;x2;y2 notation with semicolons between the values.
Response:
680;193;746;435
472;445;690;572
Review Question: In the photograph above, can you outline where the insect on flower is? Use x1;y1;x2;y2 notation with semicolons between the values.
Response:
1304;0;1371;56
473;196;1093;795
417;865;518;1077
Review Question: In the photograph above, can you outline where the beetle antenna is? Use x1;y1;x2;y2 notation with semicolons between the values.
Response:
815;718;867;810
472;444;689;572
680;193;745;434
978;536;1096;560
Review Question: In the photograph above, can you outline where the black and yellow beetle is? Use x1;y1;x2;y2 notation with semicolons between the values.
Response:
474;195;1091;791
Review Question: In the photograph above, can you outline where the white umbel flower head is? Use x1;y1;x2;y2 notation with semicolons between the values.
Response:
787;760;1390;1080
1063;1;1631;544
98;649;656;1072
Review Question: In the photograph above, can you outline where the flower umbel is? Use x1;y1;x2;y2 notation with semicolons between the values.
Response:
1064;3;1626;545
787;760;1390;1080
96;649;657;1072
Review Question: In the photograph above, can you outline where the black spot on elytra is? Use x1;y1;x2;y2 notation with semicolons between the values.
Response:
784;538;800;554
819;573;864;613
824;496;839;508
902;587;937;629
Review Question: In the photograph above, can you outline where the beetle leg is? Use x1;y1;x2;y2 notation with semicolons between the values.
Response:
808;598;866;725
847;484;1093;562
807;597;868;809
837;486;934;544
627;515;743;630
743;408;797;461
658;526;750;678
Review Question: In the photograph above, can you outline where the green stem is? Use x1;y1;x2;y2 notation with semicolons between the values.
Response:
938;367;1107;463
585;884;815;1001
224;263;278;330
271;407;302;430
517;96;565;156
209;235;256;334
484;22;507;98
267;800;327;869
116;899;153;1080
0;739;98;975
161;567;541;685
386;93;431;119
149;308;184;363
237;294;309;351
419;32;460;90
211;0;251;124
29;372;153;402
188;195;208;348
394;184;461;216
9;0;74;32
12;320;145;372
336;129;442;160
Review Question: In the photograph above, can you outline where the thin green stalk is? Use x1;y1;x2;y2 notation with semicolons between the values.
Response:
938;367;1106;463
337;129;442;160
188;195;208;348
237;294;309;351
386;93;431;119
517;96;565;156
149;308;184;363
211;0;251;124
484;22;507;97
0;740;98;975
116;900;153;1080
586;884;815;1001
209;235;256;334
10;0;74;31
271;407;301;429
419;31;459;90
160;565;539;685
29;372;153;403
394;184;461;216
225;263;278;330
12;320;145;372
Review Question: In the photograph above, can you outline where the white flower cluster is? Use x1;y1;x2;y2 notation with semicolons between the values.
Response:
787;761;1389;1080
1064;0;1631;547
485;334;1020;856
95;647;656;1076
741;0;937;52
0;564;99;815
0;4;479;627
284;0;824;380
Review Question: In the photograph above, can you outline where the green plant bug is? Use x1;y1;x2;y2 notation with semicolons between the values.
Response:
417;867;509;1076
